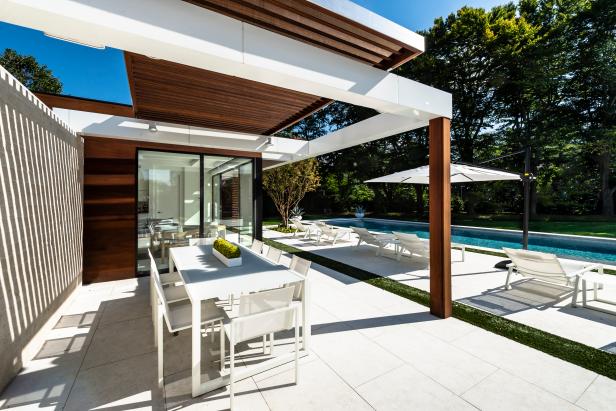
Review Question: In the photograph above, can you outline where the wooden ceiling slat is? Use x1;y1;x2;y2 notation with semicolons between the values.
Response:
232;0;393;57
125;2;422;135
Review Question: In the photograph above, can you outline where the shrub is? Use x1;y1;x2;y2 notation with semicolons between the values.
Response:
213;238;241;259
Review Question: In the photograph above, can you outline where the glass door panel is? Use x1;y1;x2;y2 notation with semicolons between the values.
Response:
137;151;200;275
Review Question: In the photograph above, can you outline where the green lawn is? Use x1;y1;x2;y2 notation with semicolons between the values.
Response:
265;213;616;238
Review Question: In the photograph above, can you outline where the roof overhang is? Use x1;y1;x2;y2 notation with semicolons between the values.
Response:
0;0;451;167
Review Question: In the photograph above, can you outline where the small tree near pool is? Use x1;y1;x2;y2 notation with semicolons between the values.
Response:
263;158;320;228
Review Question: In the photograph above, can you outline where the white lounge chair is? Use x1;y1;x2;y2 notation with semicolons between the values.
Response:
503;248;602;294
352;227;399;257
314;221;352;245
392;232;466;262
221;287;299;410
290;218;319;239
393;232;429;261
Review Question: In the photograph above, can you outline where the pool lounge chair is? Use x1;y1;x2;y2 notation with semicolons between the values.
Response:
315;221;352;245
352;227;399;257
290;218;319;239
393;232;429;260
503;248;603;296
393;232;466;262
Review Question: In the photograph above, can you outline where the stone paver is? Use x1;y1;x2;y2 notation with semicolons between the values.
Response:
0;246;614;410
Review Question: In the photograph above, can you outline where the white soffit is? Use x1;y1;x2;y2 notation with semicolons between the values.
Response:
0;0;452;119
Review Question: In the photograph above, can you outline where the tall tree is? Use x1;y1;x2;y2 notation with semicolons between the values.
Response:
565;0;616;216
262;158;320;227
0;48;62;93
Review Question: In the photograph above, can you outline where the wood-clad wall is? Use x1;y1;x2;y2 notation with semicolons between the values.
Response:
83;135;261;283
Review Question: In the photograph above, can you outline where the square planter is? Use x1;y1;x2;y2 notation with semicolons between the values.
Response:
213;247;242;267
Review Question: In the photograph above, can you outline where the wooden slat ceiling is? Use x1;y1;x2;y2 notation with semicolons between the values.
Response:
124;1;423;135
125;52;329;135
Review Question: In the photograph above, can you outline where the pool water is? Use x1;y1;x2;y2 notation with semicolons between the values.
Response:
325;218;616;264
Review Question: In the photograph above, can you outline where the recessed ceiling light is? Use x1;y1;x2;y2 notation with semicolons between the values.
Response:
149;123;158;133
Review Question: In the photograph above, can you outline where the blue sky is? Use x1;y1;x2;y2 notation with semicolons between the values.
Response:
0;0;506;105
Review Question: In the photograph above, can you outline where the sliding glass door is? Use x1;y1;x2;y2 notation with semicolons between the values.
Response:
137;150;255;275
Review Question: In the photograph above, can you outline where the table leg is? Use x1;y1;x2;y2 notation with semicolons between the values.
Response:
191;299;201;397
302;278;311;350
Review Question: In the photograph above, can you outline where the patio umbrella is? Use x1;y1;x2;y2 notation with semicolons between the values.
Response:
365;164;524;258
364;164;521;184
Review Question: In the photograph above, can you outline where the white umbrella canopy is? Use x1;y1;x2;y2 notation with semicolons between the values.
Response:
365;164;521;185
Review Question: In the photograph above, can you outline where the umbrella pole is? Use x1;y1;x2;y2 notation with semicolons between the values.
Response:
522;147;531;249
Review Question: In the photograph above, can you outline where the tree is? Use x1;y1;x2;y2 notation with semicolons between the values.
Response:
0;48;63;93
263;158;320;227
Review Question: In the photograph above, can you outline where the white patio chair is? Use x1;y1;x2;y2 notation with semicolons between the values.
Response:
265;245;283;264
250;239;264;253
148;249;186;318
315;221;352;245
503;248;602;293
393;232;429;260
220;286;299;410
288;255;311;301
152;267;225;389
352;227;398;256
290;219;319;239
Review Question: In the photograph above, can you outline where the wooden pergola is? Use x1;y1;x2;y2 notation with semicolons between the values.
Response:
5;0;452;318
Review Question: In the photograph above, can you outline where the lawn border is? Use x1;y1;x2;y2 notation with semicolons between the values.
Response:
263;237;616;380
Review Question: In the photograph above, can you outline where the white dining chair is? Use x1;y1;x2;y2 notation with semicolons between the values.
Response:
220;286;299;410
250;239;264;254
152;269;226;389
265;246;283;264
288;255;311;301
149;250;188;328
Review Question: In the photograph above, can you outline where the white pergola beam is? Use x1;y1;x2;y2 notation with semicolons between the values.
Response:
1;0;451;119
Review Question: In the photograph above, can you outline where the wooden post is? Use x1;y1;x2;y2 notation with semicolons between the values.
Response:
429;117;452;318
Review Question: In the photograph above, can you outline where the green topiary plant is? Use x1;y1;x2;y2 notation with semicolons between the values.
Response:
213;238;241;259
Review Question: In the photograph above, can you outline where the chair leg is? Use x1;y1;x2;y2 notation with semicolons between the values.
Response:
269;333;274;355
153;302;158;347
157;308;164;389
295;309;299;384
220;324;225;372
572;275;581;307
229;339;235;410
505;267;514;290
262;335;267;354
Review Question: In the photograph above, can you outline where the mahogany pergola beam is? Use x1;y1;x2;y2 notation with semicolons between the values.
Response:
428;117;452;318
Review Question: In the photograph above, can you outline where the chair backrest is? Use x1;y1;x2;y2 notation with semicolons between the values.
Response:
233;287;295;343
352;227;379;245
266;246;283;264
189;238;211;246
392;231;421;243
394;232;428;256
503;248;568;285
316;221;334;235
289;255;310;299
250;239;264;254
148;249;171;324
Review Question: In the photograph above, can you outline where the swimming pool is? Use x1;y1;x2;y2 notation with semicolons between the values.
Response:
324;218;616;264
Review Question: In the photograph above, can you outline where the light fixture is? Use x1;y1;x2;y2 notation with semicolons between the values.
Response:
44;32;106;49
265;137;274;147
148;123;158;133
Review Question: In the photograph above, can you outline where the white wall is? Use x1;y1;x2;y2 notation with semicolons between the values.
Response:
0;66;84;392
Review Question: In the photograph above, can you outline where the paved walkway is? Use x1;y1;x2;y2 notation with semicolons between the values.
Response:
265;229;616;353
1;247;615;410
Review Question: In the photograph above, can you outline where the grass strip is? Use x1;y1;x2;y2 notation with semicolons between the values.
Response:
264;238;616;380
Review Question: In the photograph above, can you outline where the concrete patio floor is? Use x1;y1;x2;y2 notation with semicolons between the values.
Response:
1;247;615;410
264;229;616;353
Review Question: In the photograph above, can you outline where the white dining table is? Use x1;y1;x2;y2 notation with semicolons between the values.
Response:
169;244;310;397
